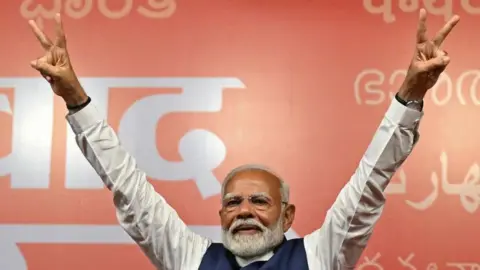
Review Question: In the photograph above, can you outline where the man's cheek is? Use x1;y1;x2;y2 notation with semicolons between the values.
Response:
257;216;273;229
220;216;233;230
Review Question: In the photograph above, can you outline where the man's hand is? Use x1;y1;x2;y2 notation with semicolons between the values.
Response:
398;9;460;101
29;13;87;107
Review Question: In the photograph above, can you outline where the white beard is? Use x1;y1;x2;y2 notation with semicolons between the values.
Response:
222;217;285;259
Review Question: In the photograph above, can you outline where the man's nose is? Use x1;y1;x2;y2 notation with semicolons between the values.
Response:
236;199;255;219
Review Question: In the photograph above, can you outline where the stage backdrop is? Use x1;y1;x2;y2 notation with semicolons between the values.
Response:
0;0;479;269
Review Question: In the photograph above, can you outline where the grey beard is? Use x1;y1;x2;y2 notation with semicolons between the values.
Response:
221;217;285;259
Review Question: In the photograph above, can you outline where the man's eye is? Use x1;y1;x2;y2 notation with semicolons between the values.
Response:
226;200;240;206
252;198;268;205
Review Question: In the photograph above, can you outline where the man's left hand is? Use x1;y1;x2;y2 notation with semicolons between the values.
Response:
399;8;460;101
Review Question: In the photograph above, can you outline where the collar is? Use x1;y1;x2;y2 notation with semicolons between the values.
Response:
228;237;288;268
236;252;273;267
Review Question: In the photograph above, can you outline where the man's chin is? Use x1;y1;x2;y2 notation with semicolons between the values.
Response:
224;231;277;259
230;231;264;244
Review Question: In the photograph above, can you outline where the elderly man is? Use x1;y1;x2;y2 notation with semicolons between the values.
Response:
28;9;458;270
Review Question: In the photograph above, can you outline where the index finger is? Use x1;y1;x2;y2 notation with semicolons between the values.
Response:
28;20;52;50
54;13;67;48
432;15;460;46
416;9;428;44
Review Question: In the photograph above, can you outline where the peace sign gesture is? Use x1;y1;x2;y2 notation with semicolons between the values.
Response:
398;9;460;101
29;13;87;106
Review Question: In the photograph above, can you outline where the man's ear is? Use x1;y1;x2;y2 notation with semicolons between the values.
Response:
282;204;296;232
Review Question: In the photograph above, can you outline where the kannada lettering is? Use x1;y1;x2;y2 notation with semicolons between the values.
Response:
20;0;176;29
357;252;479;269
363;0;480;23
385;152;480;214
354;69;480;106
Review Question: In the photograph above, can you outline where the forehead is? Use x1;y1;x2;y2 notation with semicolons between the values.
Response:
223;169;282;198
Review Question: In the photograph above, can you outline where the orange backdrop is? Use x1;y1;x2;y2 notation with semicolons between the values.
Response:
0;0;479;269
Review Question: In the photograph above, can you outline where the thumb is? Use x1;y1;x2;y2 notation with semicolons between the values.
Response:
421;55;450;72
30;58;58;78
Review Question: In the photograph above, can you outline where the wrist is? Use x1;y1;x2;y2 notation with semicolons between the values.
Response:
395;92;424;111
398;85;426;101
62;90;88;108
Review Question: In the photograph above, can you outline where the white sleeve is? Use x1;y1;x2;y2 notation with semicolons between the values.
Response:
66;103;211;270
303;98;423;269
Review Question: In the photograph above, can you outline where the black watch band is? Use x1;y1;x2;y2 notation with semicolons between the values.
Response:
67;96;91;111
395;93;423;111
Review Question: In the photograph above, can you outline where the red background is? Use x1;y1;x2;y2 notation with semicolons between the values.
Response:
0;0;479;269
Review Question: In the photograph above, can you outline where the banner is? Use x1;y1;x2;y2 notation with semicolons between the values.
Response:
0;1;479;269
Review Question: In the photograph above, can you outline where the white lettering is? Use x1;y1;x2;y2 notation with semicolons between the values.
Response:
386;151;480;213
423;0;453;21
398;253;417;270
20;0;62;29
65;78;244;197
364;0;458;23
456;70;480;106
354;69;387;105
461;0;480;14
363;0;395;23
117;78;244;198
64;0;94;19
430;73;452;106
97;0;133;19
354;69;480;106
447;262;480;270
0;77;245;198
0;76;300;267
399;0;419;12
357;253;384;270
0;78;54;189
19;0;177;28
137;0;176;18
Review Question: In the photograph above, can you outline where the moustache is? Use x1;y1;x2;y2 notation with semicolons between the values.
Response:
229;219;265;234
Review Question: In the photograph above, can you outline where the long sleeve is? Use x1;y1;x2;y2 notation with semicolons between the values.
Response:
303;98;423;269
66;103;211;270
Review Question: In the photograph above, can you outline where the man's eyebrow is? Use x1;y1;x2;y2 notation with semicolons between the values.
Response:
223;193;238;200
223;192;271;200
250;192;270;198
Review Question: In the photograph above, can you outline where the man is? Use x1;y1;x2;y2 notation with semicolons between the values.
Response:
27;9;459;270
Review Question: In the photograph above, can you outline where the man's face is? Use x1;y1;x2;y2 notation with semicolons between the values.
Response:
219;169;295;258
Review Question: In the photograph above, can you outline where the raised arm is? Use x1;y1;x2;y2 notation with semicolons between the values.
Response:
66;101;210;269
27;14;210;270
304;97;422;268
303;9;460;269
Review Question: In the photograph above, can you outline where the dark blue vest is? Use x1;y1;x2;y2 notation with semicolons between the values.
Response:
198;238;309;270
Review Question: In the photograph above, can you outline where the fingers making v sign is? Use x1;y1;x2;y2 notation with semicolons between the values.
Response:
399;8;460;101
28;13;87;107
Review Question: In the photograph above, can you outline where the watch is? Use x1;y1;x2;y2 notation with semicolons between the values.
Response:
395;93;423;111
67;96;91;112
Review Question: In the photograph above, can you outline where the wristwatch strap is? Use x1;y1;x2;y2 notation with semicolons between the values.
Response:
395;93;423;111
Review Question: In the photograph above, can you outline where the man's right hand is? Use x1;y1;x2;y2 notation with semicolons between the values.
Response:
29;13;88;107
